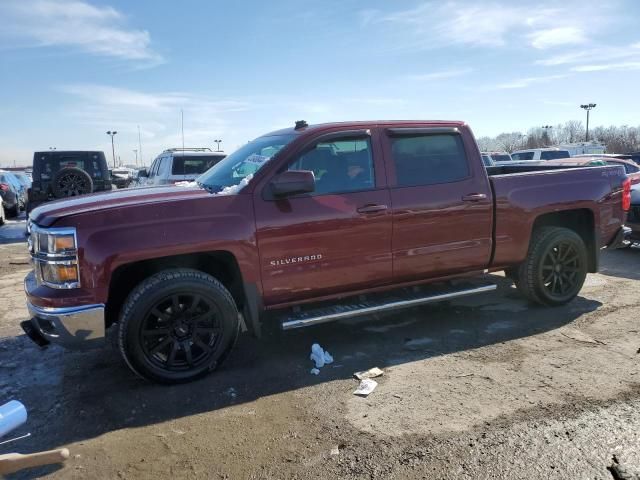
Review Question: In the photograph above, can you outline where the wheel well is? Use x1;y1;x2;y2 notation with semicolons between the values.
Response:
531;209;597;272
105;251;244;328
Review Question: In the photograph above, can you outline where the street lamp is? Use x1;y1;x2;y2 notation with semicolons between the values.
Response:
106;131;118;168
213;139;222;152
133;149;138;166
580;104;596;142
542;125;553;146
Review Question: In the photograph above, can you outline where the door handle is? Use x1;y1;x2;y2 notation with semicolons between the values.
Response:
357;204;388;214
462;193;487;202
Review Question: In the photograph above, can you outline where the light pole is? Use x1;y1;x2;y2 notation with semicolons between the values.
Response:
214;139;222;152
133;149;138;166
106;131;118;168
580;104;596;142
542;125;553;146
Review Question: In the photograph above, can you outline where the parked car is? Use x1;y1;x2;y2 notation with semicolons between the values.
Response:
481;151;512;165
13;172;32;189
23;120;630;384
3;171;27;211
0;172;21;220
603;158;640;185
511;148;571;161
481;154;494;167
142;148;226;186
110;168;133;189
27;151;112;214
628;184;640;246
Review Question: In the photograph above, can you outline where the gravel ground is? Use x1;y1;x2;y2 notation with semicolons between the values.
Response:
1;223;639;479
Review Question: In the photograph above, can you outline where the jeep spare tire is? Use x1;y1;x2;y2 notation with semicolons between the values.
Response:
52;167;93;198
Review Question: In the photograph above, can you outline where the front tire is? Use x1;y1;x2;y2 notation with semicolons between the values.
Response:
118;269;239;384
515;227;588;306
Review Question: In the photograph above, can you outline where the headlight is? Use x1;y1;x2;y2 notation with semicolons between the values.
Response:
29;225;80;289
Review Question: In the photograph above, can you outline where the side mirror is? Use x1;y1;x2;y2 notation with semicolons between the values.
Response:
138;169;148;178
270;170;315;196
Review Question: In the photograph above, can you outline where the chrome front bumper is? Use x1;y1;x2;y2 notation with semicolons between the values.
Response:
25;302;106;349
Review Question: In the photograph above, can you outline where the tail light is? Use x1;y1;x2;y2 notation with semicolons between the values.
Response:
0;183;9;191
622;178;631;211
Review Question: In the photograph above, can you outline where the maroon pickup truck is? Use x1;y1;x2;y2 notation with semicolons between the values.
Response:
23;120;631;383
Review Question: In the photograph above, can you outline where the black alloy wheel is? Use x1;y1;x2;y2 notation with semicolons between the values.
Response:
515;226;588;306
140;293;222;372
540;241;582;298
118;269;240;384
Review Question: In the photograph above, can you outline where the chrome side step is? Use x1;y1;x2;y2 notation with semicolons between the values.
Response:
281;284;496;330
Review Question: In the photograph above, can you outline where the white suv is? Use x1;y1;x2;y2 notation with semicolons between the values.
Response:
143;148;226;186
511;148;571;161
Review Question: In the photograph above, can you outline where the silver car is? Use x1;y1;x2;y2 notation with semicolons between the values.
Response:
142;148;226;186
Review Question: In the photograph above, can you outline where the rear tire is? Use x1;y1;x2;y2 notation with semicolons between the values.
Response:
7;204;19;218
515;227;588;306
118;269;240;384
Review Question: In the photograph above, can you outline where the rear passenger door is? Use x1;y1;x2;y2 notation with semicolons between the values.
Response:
383;127;493;282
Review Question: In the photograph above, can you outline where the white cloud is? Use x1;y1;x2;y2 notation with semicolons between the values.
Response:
0;0;162;63
528;27;587;49
364;2;580;49
404;68;473;81
496;75;569;89
571;61;640;72
363;1;617;51
536;43;640;66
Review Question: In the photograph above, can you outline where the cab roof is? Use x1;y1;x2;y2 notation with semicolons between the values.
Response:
263;120;467;137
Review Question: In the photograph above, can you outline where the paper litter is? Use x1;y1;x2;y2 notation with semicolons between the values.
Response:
353;379;378;397
354;367;384;380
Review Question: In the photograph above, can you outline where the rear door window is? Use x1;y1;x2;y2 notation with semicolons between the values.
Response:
390;134;469;187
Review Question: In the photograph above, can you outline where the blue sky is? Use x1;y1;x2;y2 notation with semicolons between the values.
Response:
1;0;639;166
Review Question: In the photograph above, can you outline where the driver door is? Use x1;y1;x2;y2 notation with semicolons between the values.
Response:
254;130;393;306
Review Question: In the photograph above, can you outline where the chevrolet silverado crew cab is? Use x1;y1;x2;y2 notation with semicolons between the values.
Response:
23;121;631;384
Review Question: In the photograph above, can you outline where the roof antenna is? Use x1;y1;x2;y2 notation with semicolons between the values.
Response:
295;120;308;130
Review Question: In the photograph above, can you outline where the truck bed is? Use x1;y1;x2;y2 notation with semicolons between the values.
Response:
487;164;627;269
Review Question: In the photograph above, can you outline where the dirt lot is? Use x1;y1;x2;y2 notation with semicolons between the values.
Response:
1;223;640;479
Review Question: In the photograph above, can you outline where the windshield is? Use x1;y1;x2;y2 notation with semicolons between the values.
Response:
492;154;512;162
197;134;295;193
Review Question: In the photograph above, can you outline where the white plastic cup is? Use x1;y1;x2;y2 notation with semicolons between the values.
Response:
0;400;28;438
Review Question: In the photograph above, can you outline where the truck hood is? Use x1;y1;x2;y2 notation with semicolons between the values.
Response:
30;186;210;227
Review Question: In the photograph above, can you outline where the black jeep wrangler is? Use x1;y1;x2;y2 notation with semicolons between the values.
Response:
27;151;112;214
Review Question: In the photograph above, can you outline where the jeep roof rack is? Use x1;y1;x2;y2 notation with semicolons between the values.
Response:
163;147;213;153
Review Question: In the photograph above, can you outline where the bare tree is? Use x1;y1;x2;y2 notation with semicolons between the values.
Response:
496;132;525;153
478;123;640;154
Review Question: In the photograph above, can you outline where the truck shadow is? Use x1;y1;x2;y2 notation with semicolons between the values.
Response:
6;276;601;478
